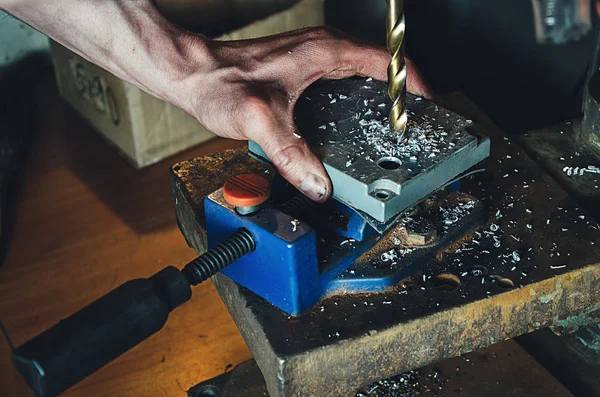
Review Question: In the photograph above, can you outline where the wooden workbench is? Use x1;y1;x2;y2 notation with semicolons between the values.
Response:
0;75;249;397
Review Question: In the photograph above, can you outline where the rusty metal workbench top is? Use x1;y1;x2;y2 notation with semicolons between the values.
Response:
170;93;600;397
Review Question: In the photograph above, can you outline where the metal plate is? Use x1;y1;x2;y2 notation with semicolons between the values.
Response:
249;78;490;224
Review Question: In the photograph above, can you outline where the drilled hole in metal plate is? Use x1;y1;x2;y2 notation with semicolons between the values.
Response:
375;190;390;199
433;273;461;291
377;157;402;170
470;265;488;277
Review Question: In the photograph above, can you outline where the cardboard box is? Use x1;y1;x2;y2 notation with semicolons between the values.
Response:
51;0;324;168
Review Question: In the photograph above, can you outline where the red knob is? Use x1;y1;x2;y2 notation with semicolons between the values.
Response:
223;173;271;208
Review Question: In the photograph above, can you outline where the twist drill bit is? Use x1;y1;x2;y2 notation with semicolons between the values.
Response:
387;0;407;139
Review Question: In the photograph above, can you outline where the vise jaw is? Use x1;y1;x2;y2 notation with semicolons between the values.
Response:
204;177;483;316
205;184;378;316
206;78;490;316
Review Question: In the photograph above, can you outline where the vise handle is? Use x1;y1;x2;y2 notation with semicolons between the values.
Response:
11;229;255;397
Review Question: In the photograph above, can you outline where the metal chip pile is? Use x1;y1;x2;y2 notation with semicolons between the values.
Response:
356;369;447;397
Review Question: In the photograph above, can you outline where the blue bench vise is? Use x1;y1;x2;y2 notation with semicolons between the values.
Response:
205;174;376;316
205;173;476;316
204;77;491;316
9;79;489;397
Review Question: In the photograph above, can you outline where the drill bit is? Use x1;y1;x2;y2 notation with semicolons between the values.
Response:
387;0;407;139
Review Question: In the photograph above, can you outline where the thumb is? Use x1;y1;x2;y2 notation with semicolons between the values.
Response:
246;111;331;202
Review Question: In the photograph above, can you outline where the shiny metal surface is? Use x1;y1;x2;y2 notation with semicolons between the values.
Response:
386;0;407;137
250;78;490;225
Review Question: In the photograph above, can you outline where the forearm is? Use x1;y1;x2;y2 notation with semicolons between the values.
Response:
1;1;432;202
1;0;210;113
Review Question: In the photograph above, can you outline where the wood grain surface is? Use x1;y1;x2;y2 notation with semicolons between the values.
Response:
0;75;249;397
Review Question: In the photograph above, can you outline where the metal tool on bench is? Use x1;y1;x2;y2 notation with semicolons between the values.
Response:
237;77;490;314
180;3;600;394
252;78;489;231
8;0;487;386
10;75;490;396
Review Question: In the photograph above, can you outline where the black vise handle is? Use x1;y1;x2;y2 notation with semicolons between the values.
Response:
12;266;191;397
11;229;255;397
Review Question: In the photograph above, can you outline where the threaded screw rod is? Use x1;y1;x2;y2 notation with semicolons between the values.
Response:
387;0;408;138
183;229;255;286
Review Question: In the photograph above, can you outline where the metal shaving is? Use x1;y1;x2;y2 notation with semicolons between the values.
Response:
306;78;475;171
290;219;300;232
439;200;476;231
353;117;464;167
562;165;600;176
381;249;398;263
356;369;447;396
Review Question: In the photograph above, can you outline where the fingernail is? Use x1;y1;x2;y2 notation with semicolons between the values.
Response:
300;174;328;202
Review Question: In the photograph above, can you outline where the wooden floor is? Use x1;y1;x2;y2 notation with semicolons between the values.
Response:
0;76;249;396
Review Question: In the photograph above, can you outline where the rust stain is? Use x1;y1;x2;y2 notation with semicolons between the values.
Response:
172;147;273;209
539;280;563;304
435;230;479;262
293;263;600;395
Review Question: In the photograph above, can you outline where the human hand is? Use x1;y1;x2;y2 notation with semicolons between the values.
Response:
2;0;431;202
184;27;433;202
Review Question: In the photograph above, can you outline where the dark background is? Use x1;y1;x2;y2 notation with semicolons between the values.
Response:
325;0;597;133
